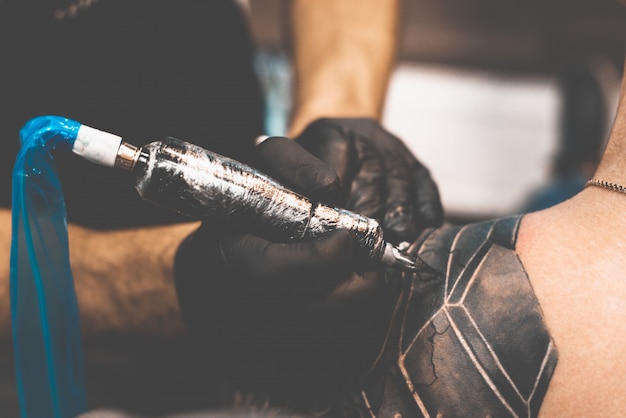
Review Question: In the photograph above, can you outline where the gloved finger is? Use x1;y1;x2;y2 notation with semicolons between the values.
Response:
381;173;417;243
174;225;235;336
412;164;444;229
350;120;442;240
322;117;414;164
298;118;444;239
350;123;418;243
302;119;419;238
346;137;385;220
255;136;341;203
382;159;445;242
219;229;358;300
295;119;358;187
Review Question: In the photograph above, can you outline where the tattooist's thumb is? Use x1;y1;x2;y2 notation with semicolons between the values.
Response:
254;136;342;204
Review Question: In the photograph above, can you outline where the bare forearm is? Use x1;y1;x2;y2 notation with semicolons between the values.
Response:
68;221;199;338
288;0;400;137
0;209;10;344
0;208;199;341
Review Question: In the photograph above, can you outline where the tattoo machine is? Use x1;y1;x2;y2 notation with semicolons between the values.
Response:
71;120;432;272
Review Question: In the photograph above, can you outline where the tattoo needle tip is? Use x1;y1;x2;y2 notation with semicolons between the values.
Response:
381;242;438;274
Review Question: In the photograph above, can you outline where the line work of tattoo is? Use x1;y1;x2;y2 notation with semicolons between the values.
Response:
348;216;558;417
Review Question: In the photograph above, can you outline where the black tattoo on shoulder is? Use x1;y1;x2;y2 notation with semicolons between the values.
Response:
343;216;558;418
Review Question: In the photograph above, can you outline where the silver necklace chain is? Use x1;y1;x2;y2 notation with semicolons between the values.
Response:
585;179;626;195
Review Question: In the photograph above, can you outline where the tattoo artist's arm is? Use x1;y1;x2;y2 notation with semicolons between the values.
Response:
0;207;199;343
68;220;200;338
288;0;400;137
0;209;9;345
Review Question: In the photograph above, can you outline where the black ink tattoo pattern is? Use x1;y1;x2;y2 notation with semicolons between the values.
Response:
341;216;558;417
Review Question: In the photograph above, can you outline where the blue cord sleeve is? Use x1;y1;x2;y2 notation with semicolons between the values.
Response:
11;115;87;418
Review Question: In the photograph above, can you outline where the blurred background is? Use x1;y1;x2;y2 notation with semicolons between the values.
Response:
246;0;625;223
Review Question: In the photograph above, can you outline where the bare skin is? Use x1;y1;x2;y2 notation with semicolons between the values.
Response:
0;209;9;345
0;210;197;344
288;0;399;137
518;57;626;417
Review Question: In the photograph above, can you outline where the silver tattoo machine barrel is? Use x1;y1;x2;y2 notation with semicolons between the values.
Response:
73;128;429;272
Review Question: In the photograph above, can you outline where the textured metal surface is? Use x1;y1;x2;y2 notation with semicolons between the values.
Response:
132;137;385;261
114;142;141;171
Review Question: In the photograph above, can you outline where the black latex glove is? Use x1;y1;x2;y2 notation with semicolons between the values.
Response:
174;137;396;410
293;117;443;244
174;119;444;410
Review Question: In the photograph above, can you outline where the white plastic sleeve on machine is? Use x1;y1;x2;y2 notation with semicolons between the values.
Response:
72;125;123;167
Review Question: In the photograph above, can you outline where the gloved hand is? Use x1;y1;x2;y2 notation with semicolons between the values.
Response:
292;117;443;244
174;137;396;409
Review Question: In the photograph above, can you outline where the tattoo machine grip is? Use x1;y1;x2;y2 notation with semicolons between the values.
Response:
73;127;431;272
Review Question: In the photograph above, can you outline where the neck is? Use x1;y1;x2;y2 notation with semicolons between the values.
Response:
529;59;626;237
592;58;626;184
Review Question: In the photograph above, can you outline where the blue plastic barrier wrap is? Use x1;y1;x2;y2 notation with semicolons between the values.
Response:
11;116;87;418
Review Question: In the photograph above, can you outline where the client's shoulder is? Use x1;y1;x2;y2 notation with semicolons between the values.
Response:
350;215;558;417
